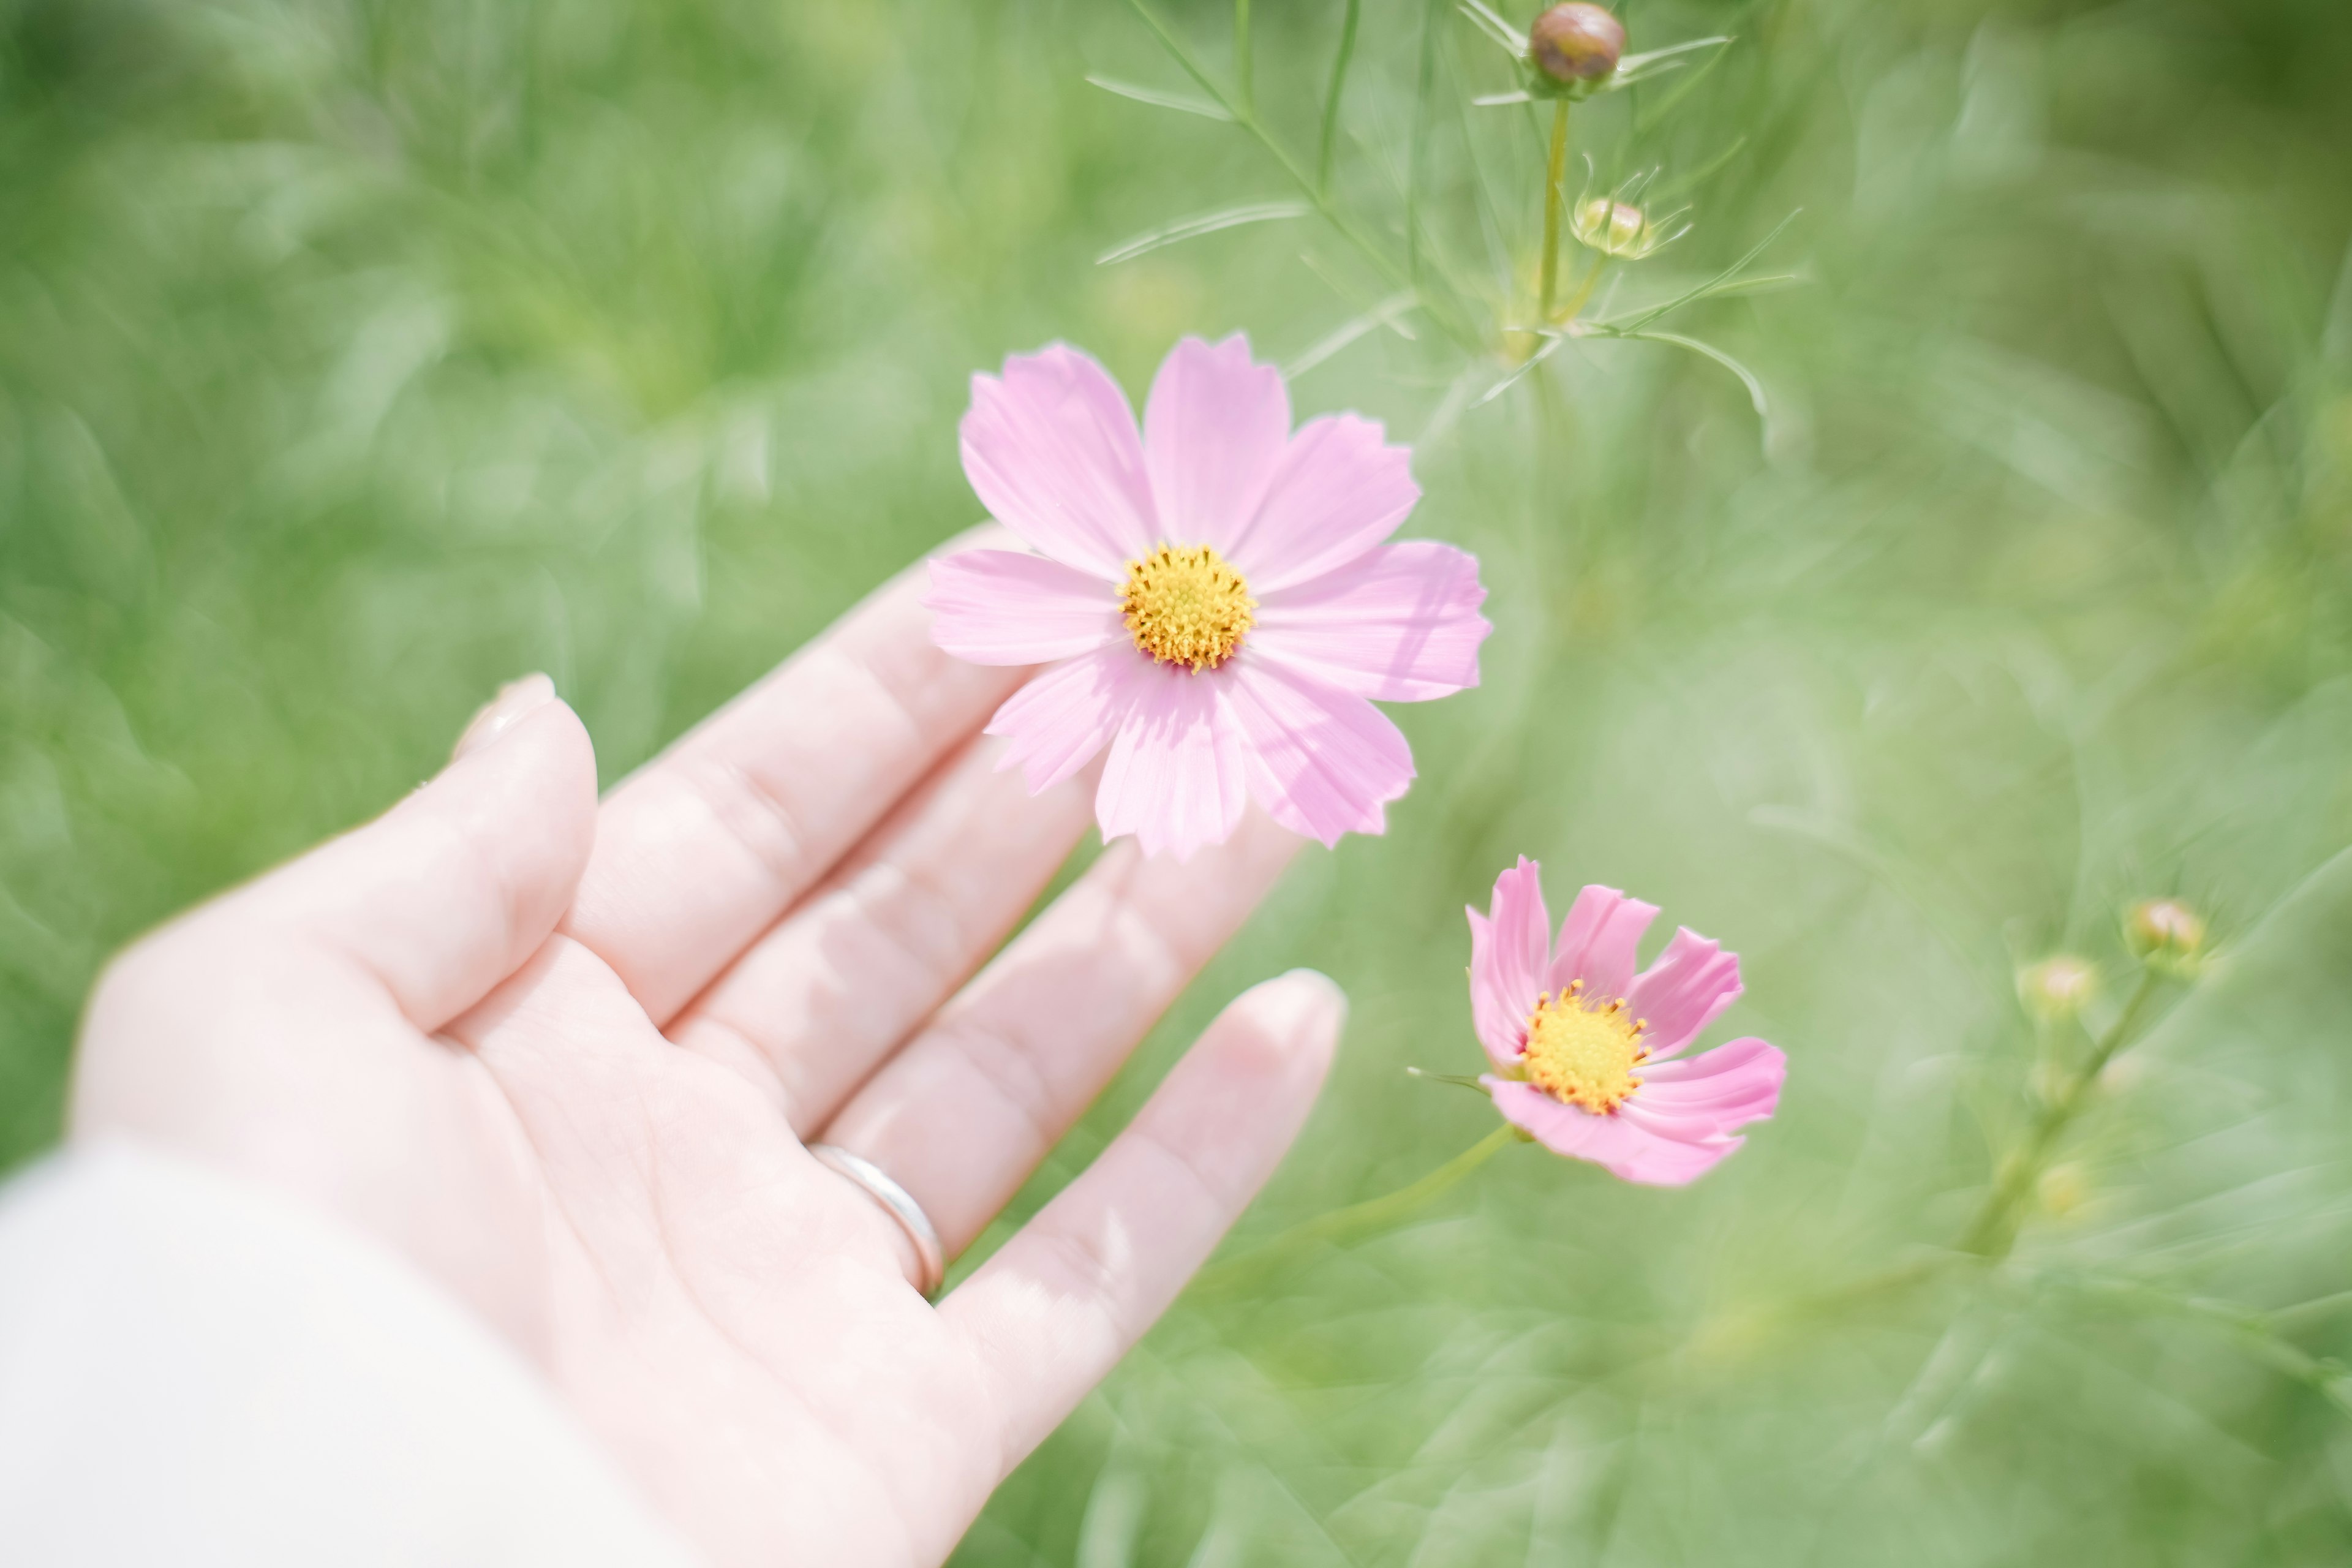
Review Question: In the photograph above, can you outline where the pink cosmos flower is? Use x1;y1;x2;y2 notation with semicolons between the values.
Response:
1469;858;1784;1185
924;336;1491;859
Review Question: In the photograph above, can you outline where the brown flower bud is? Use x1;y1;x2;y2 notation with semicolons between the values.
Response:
1529;3;1626;83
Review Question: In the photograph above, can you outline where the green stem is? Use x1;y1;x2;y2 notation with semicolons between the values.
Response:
1194;1126;1518;1294
1538;99;1570;320
1958;968;2163;1259
1316;0;1362;195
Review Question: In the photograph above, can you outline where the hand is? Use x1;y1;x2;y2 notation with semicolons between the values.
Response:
70;546;1343;1568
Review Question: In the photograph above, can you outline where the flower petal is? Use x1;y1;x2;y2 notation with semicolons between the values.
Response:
1627;928;1743;1060
1143;334;1291;556
1638;1034;1779;1087
1485;1079;1741;1186
1624;1040;1782;1139
1468;856;1548;1071
986;646;1146;794
1226;413;1419;593
1464;908;1524;1070
1095;664;1248;859
1220;654;1414;847
925;549;1126;665
960;344;1156;578
1547;885;1660;1003
1251;541;1491;702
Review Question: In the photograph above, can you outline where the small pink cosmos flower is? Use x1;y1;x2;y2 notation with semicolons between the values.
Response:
924;335;1491;859
1469;858;1784;1185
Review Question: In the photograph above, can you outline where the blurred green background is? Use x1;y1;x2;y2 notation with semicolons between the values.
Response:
7;0;2352;1560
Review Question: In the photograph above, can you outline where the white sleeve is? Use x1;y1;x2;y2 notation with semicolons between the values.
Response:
0;1139;703;1568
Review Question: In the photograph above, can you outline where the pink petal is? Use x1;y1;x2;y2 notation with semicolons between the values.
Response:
1547;885;1660;1003
960;345;1157;578
1251;541;1491;702
1095;664;1248;859
1623;1038;1783;1142
925;549;1126;665
1468;858;1548;1071
1627;928;1743;1060
1464;908;1525;1071
1225;414;1419;594
1142;335;1291;556
1485;1079;1741;1186
1219;655;1414;847
986;646;1146;793
1638;1034;1779;1087
1627;1100;1776;1147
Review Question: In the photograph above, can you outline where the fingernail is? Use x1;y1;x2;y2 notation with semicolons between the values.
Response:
1261;967;1349;1042
453;673;556;761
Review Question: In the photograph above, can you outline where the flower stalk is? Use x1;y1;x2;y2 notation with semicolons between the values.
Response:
1193;1125;1519;1295
1539;100;1571;320
1957;967;2165;1259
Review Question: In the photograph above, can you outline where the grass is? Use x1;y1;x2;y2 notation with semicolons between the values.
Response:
7;0;2352;1560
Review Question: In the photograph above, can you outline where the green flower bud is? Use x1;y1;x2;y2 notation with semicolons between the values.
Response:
2125;898;2206;965
1570;197;1673;259
1529;3;1626;83
2018;955;2099;1020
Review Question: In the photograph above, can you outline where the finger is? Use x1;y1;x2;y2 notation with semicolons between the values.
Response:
938;970;1343;1464
132;676;598;1033
816;809;1301;1254
666;733;1098;1131
565;535;1028;1024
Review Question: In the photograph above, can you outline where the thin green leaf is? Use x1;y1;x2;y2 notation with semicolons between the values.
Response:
1447;26;1515;297
1472;89;1532;107
1649;135;1749;200
1613;35;1733;77
1594;209;1799;332
1316;0;1362;192
1234;0;1253;110
1615;330;1768;420
1125;0;1236;111
1634;37;1733;131
1284;290;1417;377
1084;74;1234;121
1457;0;1524;58
1095;200;1311;264
1298;252;1419;341
1689;271;1804;301
1474;333;1567;407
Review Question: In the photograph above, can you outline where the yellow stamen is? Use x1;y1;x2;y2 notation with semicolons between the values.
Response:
1521;980;1646;1114
1119;543;1255;671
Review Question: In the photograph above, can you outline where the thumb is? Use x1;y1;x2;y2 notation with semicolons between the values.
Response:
219;674;600;1031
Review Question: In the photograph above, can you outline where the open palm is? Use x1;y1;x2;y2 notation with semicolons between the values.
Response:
71;548;1341;1568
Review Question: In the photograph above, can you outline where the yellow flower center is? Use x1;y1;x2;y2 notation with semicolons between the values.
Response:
1118;543;1256;671
1521;981;1647;1114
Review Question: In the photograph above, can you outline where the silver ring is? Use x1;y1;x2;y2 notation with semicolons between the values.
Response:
809;1144;946;1300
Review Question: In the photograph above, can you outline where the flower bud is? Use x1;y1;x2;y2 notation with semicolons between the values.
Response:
2018;955;2098;1020
1529;3;1626;83
2125;898;2205;964
1571;197;1664;258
